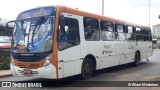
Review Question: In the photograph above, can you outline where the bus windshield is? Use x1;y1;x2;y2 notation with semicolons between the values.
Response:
12;17;54;53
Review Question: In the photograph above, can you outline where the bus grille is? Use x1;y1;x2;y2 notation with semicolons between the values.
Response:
16;56;42;62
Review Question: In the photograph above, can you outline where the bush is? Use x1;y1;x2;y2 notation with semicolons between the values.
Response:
0;55;10;70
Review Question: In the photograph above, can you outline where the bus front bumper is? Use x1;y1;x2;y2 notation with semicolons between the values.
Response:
10;63;57;79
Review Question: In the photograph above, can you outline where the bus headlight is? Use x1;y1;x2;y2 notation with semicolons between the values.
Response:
44;54;52;66
10;55;15;65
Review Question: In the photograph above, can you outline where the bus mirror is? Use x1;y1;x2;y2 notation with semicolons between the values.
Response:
59;14;65;29
5;21;15;37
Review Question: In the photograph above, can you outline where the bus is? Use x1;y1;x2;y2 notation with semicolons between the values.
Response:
8;5;152;79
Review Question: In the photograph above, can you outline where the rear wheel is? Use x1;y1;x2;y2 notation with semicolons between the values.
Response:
81;58;93;79
133;52;141;66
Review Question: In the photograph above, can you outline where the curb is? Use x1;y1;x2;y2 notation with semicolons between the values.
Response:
0;74;12;78
153;49;160;51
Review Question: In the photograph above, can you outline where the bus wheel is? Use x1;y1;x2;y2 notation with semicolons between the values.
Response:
81;58;93;79
133;52;140;66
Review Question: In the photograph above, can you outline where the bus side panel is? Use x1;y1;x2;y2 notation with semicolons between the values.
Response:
81;41;101;70
58;62;64;78
99;55;119;69
135;41;143;57
140;42;152;60
76;15;101;71
78;15;101;69
99;41;119;69
74;60;83;75
116;41;125;65
58;13;82;78
124;41;136;63
63;61;75;77
74;16;87;75
58;46;81;78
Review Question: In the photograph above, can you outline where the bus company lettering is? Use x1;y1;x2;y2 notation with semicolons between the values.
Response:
104;45;111;49
102;50;113;54
102;45;112;54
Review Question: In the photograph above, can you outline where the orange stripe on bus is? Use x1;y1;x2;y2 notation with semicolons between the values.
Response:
13;59;45;68
50;6;62;79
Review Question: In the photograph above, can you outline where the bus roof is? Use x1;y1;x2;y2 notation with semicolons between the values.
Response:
56;5;150;29
17;5;150;29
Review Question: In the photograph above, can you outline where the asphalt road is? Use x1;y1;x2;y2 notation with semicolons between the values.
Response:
0;50;160;90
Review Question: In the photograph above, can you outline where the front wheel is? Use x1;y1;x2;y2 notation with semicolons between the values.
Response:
81;58;93;79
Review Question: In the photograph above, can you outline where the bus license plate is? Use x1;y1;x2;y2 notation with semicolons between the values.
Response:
23;69;32;75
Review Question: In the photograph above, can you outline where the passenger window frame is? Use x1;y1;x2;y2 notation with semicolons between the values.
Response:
100;20;115;41
83;17;100;41
115;23;126;41
58;17;80;51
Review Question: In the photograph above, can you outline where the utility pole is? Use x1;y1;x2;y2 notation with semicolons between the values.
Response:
149;0;150;27
102;0;104;15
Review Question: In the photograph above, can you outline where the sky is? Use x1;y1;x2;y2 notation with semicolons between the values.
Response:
0;0;160;27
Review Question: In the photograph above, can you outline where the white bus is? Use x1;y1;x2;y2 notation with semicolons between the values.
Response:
8;5;152;79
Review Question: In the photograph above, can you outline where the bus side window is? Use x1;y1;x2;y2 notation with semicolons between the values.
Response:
100;20;115;41
58;17;80;50
83;17;100;41
126;26;135;41
136;28;143;41
116;24;126;41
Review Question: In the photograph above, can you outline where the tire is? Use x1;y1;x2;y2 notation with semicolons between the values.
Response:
81;58;93;79
133;52;141;66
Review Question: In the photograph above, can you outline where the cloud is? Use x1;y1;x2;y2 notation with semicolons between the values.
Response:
127;0;149;7
127;0;160;8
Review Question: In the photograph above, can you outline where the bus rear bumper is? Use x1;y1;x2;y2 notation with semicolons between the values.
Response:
10;63;57;79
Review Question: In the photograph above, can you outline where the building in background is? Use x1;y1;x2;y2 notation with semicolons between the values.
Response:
152;24;160;38
0;18;9;26
0;18;12;36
